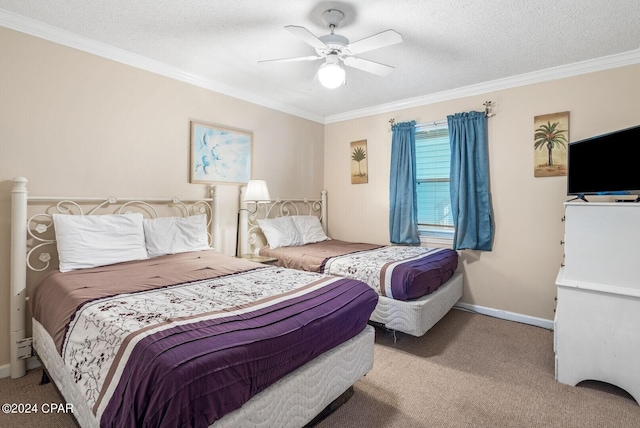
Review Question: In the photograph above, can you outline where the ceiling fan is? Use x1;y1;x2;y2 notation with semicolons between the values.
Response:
259;9;403;88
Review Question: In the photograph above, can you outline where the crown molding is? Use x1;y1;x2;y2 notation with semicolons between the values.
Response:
324;48;640;124
0;9;325;123
3;8;639;126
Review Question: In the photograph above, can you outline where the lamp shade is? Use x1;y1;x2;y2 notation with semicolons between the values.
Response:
318;55;345;89
243;180;271;202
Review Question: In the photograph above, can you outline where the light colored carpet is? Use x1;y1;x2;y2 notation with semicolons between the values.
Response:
317;309;639;428
1;309;638;427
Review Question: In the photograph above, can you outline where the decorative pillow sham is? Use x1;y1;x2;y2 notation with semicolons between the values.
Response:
292;215;329;244
143;214;210;258
257;216;303;249
53;213;149;272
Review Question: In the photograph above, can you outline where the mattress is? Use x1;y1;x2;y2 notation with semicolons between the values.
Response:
33;319;375;428
30;250;378;427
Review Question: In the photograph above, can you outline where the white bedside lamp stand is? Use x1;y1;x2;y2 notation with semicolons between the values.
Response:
236;180;271;256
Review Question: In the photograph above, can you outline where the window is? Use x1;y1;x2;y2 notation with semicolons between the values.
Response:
415;123;454;242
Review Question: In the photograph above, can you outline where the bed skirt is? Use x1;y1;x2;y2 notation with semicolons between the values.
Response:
369;272;463;336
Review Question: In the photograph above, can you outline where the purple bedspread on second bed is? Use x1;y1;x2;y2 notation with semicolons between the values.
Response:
385;248;459;300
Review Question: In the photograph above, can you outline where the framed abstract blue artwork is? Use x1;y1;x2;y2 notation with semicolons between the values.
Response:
189;121;252;184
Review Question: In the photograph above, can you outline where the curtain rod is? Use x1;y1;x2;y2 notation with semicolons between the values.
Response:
416;120;447;128
388;100;495;131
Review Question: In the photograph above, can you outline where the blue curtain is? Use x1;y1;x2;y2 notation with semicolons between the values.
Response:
389;120;420;245
448;111;493;251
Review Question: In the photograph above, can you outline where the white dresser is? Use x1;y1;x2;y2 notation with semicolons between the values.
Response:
555;202;640;404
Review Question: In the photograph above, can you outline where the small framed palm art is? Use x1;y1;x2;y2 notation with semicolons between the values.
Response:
351;139;368;184
533;112;569;177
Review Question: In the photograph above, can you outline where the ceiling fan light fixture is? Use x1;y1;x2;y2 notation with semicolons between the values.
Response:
262;9;402;88
318;56;345;89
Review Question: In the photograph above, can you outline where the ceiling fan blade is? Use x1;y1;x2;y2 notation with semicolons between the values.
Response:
345;30;403;55
284;25;328;50
258;55;323;64
343;56;395;77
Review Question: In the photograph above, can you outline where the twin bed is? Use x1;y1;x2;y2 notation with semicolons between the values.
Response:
9;178;377;427
8;179;463;427
238;190;463;337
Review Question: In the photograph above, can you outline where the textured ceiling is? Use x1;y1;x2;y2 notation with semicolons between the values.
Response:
1;0;640;122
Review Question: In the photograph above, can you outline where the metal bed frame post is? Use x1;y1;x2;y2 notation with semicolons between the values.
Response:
238;186;249;256
10;177;28;378
321;190;328;234
211;185;222;252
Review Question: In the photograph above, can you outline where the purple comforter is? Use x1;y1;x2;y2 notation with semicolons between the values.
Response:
102;275;376;427
380;248;459;300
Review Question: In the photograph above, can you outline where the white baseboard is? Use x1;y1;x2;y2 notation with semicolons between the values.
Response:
454;302;554;330
0;357;42;380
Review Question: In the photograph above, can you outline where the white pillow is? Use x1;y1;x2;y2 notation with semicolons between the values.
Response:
292;215;329;244
257;217;303;249
143;214;210;258
53;213;149;272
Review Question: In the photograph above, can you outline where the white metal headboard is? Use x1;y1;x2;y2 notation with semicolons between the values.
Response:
237;187;327;256
9;177;220;378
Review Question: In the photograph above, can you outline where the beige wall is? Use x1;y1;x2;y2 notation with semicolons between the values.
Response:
324;63;640;322
0;28;324;369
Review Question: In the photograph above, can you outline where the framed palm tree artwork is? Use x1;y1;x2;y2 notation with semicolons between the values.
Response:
534;111;569;177
350;139;368;184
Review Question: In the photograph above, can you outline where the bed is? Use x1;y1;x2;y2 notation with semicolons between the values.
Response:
8;178;378;428
237;190;463;337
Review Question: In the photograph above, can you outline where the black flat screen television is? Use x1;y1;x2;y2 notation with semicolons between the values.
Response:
567;124;640;200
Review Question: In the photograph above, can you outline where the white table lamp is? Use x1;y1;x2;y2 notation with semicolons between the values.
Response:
236;180;271;256
243;180;271;204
